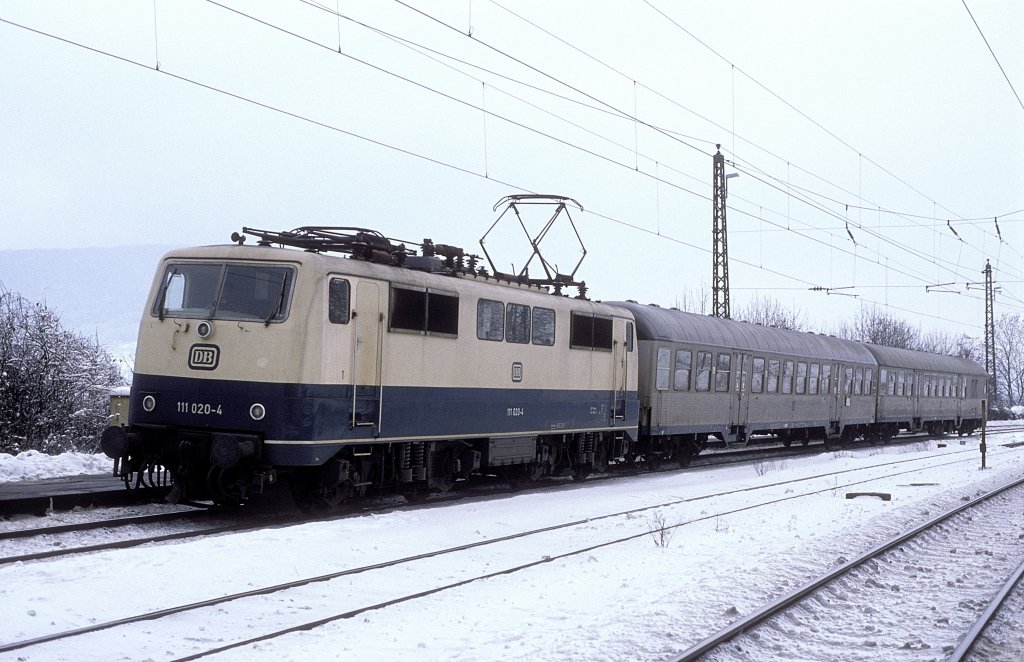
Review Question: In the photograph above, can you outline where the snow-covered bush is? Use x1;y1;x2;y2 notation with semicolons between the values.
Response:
0;287;127;454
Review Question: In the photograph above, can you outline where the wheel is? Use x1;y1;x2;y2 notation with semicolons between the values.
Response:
645;454;662;471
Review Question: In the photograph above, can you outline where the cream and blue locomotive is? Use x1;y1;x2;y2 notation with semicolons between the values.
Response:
102;225;640;507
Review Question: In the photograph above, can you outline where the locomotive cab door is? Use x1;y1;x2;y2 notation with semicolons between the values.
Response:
609;320;632;423
352;281;384;432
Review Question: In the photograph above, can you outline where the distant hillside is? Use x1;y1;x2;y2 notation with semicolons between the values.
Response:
0;245;172;363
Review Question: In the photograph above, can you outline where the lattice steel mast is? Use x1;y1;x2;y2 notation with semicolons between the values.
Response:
712;145;730;318
984;260;996;402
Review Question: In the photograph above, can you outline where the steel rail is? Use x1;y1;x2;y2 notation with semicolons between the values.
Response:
669;475;1024;661
947;556;1024;661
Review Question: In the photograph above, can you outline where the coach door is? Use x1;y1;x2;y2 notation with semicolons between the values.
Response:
352;281;383;431
731;353;751;437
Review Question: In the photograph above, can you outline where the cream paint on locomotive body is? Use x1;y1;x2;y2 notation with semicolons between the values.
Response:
135;243;637;398
372;271;636;394
133;246;318;384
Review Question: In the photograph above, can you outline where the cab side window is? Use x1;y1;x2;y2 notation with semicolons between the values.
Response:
329;278;350;324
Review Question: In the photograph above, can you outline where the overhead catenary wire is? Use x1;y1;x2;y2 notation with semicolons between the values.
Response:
4;8;1020;328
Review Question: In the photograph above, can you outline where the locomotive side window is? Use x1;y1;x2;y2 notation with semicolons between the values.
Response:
328;279;350;324
506;303;531;344
767;359;780;394
153;262;294;322
390;286;459;337
751;357;765;393
695;351;712;392
625;321;634;352
532;307;555;346
477;299;504;341
569;313;613;351
674;350;692;390
656;348;671;390
715;354;731;392
808;363;820;395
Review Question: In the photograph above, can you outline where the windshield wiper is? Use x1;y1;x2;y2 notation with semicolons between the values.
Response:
156;268;178;321
264;274;289;326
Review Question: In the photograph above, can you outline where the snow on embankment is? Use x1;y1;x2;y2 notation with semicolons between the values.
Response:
0;450;111;482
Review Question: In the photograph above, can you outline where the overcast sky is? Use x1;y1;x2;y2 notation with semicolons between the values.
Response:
2;0;1022;338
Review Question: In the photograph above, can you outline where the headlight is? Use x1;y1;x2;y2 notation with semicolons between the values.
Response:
250;403;266;421
197;321;213;338
142;395;157;412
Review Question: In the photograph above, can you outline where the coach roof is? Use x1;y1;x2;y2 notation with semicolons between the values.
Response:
613;301;876;365
862;344;987;376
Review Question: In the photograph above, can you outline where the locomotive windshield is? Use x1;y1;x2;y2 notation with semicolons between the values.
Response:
153;262;295;323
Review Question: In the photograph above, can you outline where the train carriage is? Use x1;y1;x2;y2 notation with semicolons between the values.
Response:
863;344;985;437
104;229;639;506
612;302;879;463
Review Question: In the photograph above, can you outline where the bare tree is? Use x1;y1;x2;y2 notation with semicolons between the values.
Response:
674;280;710;315
733;295;807;331
0;287;126;454
834;305;920;349
994;314;1024;408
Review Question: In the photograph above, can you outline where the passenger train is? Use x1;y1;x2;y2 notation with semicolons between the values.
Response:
101;204;987;508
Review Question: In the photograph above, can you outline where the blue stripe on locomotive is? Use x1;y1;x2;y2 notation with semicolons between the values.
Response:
130;373;639;465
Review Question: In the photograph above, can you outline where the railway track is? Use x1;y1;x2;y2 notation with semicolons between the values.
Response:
0;432;1002;567
3;444;1020;661
670;476;1024;661
948;556;1024;661
1;425;1005;519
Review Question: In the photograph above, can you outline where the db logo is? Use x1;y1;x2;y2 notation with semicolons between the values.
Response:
189;343;220;371
511;362;523;383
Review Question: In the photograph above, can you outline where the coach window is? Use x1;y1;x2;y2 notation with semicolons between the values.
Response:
477;299;504;341
808;363;820;395
767;359;780;394
532;307;555;346
506;303;531;344
865;369;873;396
656;348;671;390
879;369;888;393
751;357;765;393
925;374;932;398
795;362;808;395
715;353;731;392
674;350;692;390
854;368;864;395
570;313;613;351
781;360;794;395
328;278;350;324
820;364;832;394
390;286;459;337
896;371;905;396
695;351;713;391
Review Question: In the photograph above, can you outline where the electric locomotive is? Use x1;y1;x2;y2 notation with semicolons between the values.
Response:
101;223;640;507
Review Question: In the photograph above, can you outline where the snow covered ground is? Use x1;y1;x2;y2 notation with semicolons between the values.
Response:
0;449;112;482
2;428;1023;661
